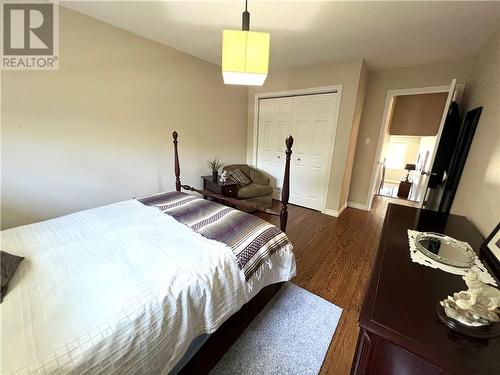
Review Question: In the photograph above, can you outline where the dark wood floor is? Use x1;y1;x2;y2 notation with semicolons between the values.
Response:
257;195;399;375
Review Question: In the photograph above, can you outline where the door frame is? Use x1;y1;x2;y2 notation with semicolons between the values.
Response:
251;85;343;214
365;84;453;211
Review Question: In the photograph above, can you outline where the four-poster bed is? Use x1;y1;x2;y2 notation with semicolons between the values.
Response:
141;130;294;232
1;131;296;374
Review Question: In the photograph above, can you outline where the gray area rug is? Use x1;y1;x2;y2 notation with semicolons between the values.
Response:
210;282;343;375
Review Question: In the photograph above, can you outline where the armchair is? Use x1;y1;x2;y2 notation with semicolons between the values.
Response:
224;164;273;210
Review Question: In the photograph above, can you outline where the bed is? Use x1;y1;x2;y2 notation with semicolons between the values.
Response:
0;132;296;374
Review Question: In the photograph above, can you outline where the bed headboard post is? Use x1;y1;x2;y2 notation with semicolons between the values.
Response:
280;135;293;232
172;131;181;192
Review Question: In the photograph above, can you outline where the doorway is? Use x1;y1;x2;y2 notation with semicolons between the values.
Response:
377;134;439;205
376;90;449;204
367;80;462;209
253;87;341;212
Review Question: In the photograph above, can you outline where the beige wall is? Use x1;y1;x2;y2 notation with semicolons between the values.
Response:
339;61;368;207
389;93;448;136
348;58;474;206
1;7;248;229
451;28;500;236
247;59;365;212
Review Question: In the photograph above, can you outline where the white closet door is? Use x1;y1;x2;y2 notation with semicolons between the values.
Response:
257;97;293;197
289;93;337;210
257;92;338;211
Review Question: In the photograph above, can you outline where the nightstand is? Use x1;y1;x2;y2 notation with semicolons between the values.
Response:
397;180;412;199
201;176;238;199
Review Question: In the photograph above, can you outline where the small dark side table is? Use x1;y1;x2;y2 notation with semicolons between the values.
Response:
201;176;238;199
397;180;412;199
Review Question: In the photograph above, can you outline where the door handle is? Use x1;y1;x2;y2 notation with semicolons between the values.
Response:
277;155;281;159
297;158;301;161
421;171;438;176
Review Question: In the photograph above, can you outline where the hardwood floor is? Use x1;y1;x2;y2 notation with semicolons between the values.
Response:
257;196;394;375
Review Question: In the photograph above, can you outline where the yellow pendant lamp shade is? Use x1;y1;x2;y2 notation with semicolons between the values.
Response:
221;0;270;86
222;29;270;86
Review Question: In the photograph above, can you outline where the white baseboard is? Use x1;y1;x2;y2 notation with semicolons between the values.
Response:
323;209;339;217
347;201;370;211
322;202;347;217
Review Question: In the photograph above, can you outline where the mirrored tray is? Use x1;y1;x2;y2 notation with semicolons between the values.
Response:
414;232;476;268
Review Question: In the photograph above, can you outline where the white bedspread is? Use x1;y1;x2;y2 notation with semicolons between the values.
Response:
0;200;296;374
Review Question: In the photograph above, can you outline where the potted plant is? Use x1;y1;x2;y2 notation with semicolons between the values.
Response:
207;157;224;182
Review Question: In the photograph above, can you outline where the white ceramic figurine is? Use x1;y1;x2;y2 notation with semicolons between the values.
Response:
219;170;228;183
457;271;500;311
440;270;500;326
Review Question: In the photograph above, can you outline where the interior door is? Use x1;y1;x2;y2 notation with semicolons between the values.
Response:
419;79;457;208
289;93;337;210
372;113;393;199
257;97;293;198
377;158;386;193
412;150;429;202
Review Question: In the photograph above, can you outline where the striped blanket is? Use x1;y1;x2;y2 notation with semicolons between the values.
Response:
141;191;293;280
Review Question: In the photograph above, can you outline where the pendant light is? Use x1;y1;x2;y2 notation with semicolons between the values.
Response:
222;0;270;86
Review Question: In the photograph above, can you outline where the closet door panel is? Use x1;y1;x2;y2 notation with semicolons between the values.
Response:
290;94;337;211
310;120;329;159
289;118;310;206
257;97;293;198
305;165;324;207
257;100;275;169
275;120;288;153
290;163;306;204
272;162;285;193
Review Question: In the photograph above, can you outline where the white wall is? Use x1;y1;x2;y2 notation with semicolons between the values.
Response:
0;7;248;229
451;28;500;236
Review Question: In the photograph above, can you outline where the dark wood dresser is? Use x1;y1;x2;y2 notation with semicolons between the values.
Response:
351;204;500;375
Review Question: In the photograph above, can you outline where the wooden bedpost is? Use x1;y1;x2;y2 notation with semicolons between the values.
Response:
170;131;293;231
173;131;181;192
280;135;293;232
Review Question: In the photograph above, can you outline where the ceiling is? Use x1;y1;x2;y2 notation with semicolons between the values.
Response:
63;1;500;71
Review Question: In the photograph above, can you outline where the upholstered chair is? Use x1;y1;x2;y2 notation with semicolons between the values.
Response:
223;164;273;210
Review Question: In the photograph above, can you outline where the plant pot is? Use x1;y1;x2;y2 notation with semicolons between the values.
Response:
212;171;219;182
